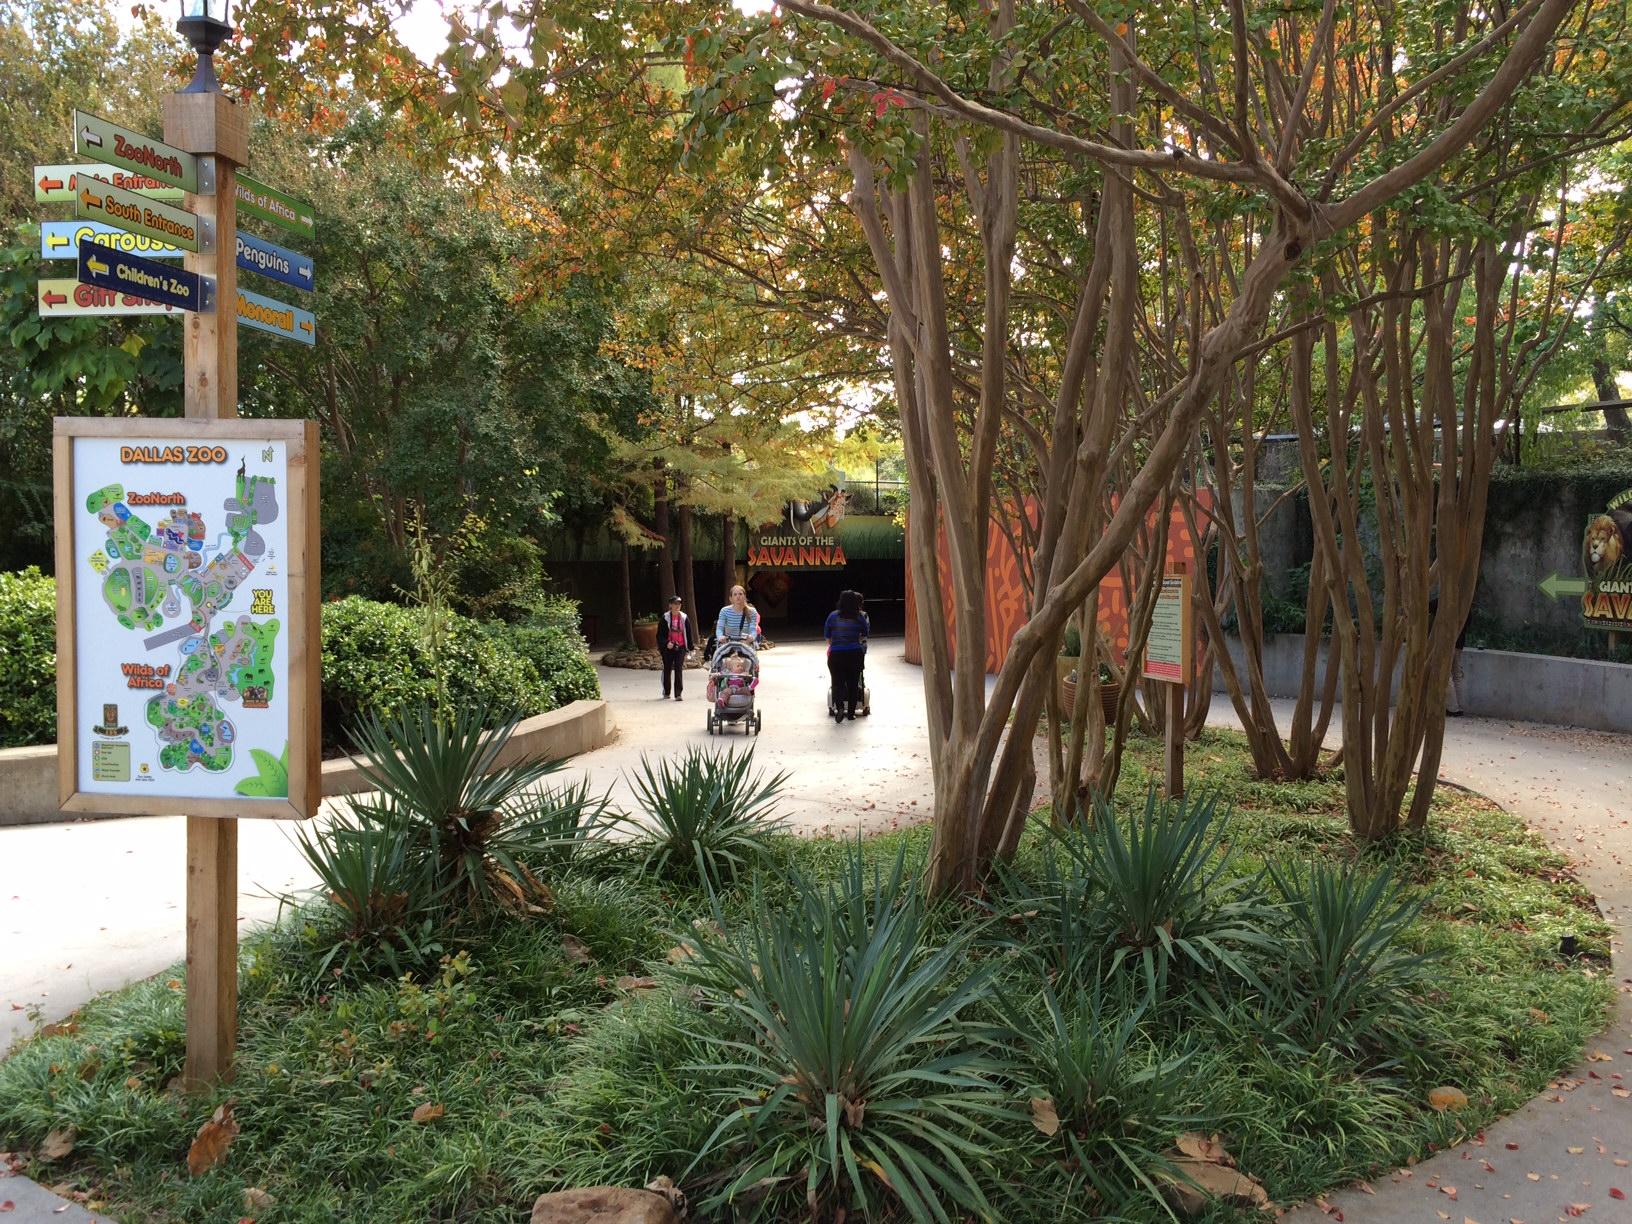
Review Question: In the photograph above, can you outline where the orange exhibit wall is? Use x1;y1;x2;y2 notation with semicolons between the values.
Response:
904;495;1212;676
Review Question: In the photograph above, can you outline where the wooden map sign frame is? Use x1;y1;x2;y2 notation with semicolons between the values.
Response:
53;416;321;822
1142;571;1194;685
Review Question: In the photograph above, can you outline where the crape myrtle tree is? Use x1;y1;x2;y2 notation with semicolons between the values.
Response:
684;0;1581;892
233;0;1580;891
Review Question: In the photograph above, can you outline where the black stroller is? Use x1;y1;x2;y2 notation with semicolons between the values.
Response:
826;667;871;717
706;641;762;735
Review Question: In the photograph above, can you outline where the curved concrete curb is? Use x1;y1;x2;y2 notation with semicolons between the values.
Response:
0;700;613;827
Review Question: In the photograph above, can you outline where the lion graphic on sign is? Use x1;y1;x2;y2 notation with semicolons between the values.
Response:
1584;512;1628;578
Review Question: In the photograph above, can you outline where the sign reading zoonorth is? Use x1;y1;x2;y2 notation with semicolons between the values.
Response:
73;110;202;195
236;232;314;294
42;220;183;261
78;239;212;314
36;163;184;204
38;277;183;317
75;175;212;253
236;175;316;240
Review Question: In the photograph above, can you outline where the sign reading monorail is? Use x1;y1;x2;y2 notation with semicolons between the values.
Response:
748;530;848;570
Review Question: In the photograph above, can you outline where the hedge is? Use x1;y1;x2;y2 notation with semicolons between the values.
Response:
0;568;55;748
0;579;600;753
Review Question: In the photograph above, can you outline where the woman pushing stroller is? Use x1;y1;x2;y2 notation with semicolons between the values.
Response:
825;589;869;723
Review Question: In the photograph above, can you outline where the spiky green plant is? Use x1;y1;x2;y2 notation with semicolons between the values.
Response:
619;746;787;889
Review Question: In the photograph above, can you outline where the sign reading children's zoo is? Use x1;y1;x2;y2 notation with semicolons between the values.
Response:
53;418;321;821
1580;486;1632;633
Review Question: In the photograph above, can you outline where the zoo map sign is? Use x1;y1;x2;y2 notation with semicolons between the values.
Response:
54;419;320;820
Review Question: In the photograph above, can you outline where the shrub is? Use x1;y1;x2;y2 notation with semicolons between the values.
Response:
0;567;56;747
1062;788;1271;993
490;623;600;708
617;746;787;889
321;596;548;749
675;849;1013;1221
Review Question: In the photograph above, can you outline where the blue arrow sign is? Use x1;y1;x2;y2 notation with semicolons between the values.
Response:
42;220;184;261
237;286;315;346
78;239;211;313
236;231;314;293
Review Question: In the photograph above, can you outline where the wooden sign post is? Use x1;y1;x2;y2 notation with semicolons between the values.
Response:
48;81;321;1089
1142;568;1193;800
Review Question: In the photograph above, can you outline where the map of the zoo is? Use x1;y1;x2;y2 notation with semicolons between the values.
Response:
72;436;293;802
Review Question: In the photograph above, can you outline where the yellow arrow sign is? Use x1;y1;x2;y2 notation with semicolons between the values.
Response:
85;254;110;276
80;189;100;211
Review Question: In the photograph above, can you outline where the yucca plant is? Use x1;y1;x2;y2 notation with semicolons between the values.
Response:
619;746;787;889
348;701;604;914
1064;788;1272;993
675;849;1014;1222
1002;976;1190;1212
1264;861;1434;1056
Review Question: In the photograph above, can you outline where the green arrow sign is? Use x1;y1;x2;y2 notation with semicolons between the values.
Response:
1539;572;1589;600
73;110;201;195
237;174;315;240
74;174;211;254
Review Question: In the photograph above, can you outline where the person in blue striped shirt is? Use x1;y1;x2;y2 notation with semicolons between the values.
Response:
824;589;870;722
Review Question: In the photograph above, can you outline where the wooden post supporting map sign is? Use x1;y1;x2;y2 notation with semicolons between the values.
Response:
1142;568;1193;799
49;83;320;1091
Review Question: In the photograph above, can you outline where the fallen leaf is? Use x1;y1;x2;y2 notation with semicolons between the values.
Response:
1568;1146;1585;1154
1505;1142;1520;1150
125;1076;142;1091
1529;1008;1551;1023
411;1102;444;1124
53;1207;68;1215
1609;1189;1625;1201
614;975;658;992
187;1103;239;1176
1565;1206;1590;1218
560;935;592;964
1030;1097;1060;1137
0;1202;13;1213
1159;1135;1269;1215
1429;1087;1470;1112
1526;1172;1541;1181
243;1187;275;1210
1440;1184;1458;1200
38;1129;75;1162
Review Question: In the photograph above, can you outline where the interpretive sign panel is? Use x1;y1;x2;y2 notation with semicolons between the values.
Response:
35;163;184;204
78;240;211;313
236;174;316;239
1141;573;1192;684
75;175;210;253
42;220;183;261
73;110;201;194
53;418;321;820
38;277;183;317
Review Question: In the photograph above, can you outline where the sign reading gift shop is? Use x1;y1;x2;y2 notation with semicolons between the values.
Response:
53;417;321;821
747;529;848;570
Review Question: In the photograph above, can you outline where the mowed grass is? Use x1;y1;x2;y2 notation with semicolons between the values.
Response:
0;729;1612;1223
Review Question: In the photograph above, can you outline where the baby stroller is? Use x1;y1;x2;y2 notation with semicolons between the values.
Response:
826;667;871;717
706;640;763;736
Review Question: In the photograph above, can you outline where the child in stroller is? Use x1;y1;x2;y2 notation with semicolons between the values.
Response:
706;641;762;736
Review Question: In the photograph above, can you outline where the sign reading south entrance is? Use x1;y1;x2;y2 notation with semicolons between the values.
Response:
748;530;847;570
78;240;211;313
75;174;210;253
73;110;202;195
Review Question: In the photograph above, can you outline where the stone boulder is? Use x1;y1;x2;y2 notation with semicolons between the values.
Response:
529;1187;680;1224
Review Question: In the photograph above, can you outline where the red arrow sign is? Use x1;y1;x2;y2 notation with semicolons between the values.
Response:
42;291;66;306
38;175;63;192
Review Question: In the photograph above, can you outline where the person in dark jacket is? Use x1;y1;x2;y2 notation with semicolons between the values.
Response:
658;595;695;700
824;589;870;722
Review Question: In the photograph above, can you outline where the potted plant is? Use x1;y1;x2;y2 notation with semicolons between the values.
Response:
1058;624;1082;717
1097;660;1120;724
632;613;659;652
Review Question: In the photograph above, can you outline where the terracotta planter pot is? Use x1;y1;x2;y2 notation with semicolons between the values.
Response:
1099;680;1120;724
1060;674;1078;718
632;621;659;652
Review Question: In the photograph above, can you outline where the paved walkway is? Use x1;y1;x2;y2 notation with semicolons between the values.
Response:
2;651;1628;1222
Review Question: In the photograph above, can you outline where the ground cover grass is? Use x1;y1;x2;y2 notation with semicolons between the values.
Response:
0;729;1612;1223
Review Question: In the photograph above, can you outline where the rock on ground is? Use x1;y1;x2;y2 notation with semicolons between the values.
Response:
529;1187;680;1224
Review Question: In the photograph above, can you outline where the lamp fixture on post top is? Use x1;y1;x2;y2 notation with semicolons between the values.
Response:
178;0;234;94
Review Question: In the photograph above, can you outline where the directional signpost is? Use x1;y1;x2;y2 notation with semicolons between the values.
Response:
236;231;314;293
73;109;204;194
75;174;211;253
237;286;315;345
237;174;315;239
35;163;184;204
1539;573;1590;601
78;239;212;313
42;220;183;261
